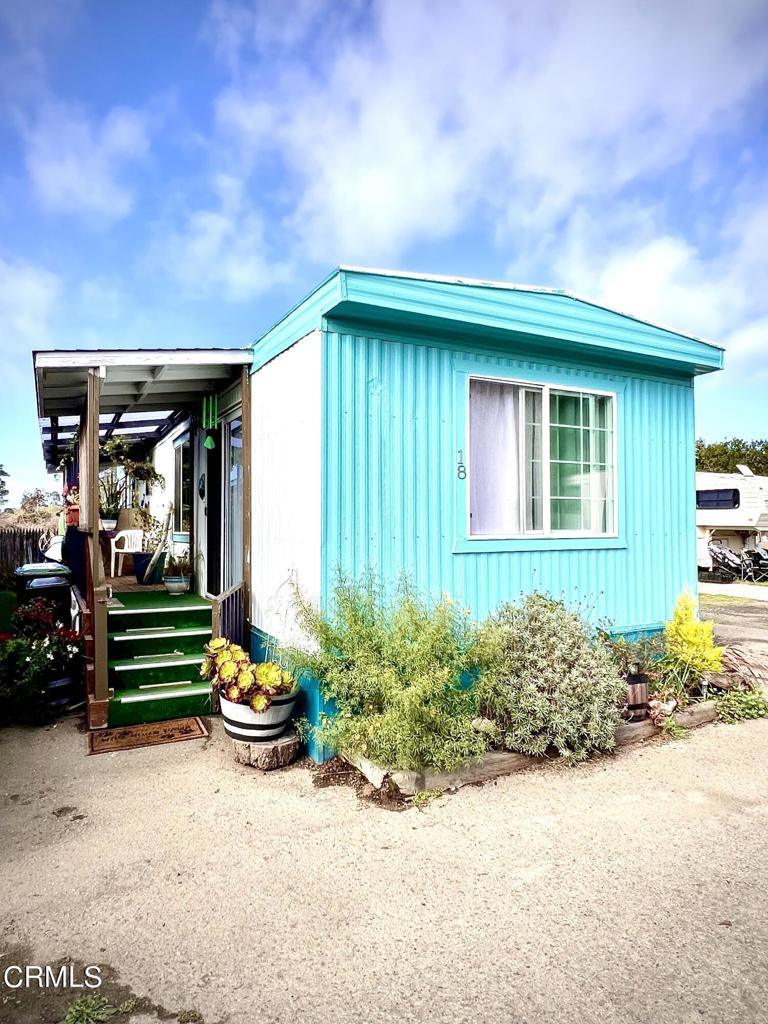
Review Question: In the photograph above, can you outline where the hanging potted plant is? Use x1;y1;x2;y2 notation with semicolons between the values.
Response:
164;549;193;595
200;638;300;742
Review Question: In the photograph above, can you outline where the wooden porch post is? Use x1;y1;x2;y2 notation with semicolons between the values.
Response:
241;365;252;647
85;367;110;728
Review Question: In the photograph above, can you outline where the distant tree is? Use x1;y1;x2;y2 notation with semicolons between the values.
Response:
0;464;8;506
15;488;60;526
696;438;768;476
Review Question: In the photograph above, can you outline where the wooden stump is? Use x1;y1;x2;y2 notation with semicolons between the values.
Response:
231;729;302;771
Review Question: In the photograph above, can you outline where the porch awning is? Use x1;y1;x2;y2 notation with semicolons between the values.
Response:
33;348;253;471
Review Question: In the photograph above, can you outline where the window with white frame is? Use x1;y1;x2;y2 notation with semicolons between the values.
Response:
468;377;615;537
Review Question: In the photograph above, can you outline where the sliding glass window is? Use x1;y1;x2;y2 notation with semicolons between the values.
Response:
469;378;615;538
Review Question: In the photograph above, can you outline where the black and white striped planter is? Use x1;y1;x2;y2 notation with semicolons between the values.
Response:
220;688;299;742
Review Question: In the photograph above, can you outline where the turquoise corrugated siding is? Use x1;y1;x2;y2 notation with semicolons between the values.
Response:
322;329;697;633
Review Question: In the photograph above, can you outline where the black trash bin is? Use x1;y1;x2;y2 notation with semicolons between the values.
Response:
14;563;73;626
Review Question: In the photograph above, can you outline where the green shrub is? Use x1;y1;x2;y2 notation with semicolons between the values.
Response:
716;689;768;724
284;573;487;772
475;593;626;762
654;592;723;701
0;638;54;725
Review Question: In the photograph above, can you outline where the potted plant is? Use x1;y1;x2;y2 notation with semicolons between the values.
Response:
164;549;193;595
200;638;299;742
63;482;80;527
133;516;167;585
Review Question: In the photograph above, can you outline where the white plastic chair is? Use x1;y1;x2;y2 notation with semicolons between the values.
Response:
110;530;144;578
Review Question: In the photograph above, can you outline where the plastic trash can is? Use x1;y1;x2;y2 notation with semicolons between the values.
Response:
14;563;73;622
14;562;71;603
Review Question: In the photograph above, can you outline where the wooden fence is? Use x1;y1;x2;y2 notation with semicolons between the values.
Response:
0;527;47;581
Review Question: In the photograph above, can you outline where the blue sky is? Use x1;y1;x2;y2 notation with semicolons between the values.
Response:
0;0;767;504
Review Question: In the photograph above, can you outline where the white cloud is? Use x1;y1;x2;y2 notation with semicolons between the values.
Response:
22;101;149;220
0;255;61;352
158;175;292;301
208;0;768;265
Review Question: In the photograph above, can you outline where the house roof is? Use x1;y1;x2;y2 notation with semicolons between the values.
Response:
252;266;725;376
33;347;252;471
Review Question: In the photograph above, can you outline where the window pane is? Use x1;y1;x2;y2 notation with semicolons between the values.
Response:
174;441;192;534
551;461;582;498
551;498;583;530
549;390;615;534
594;396;609;428
551;392;580;426
551;425;580;462
593;430;608;463
469;379;521;535
524;390;543;531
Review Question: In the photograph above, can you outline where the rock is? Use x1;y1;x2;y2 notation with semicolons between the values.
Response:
230;729;302;771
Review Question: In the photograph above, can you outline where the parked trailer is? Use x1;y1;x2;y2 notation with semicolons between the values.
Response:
696;468;768;575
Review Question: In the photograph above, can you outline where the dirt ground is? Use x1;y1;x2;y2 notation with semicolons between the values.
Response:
1;709;768;1024
700;593;768;646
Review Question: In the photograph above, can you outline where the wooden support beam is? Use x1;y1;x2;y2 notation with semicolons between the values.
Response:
85;367;110;728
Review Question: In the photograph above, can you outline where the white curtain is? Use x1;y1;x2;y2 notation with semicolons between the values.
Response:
469;380;520;535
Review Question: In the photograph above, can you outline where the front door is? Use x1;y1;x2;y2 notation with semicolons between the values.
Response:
193;408;244;599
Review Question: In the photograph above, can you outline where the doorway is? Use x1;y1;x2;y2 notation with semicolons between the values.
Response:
194;411;243;598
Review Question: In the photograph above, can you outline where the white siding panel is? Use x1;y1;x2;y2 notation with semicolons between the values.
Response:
250;331;321;642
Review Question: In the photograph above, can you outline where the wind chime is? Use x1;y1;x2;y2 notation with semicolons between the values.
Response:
201;394;219;449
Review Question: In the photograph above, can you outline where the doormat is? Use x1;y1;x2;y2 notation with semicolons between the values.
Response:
86;717;208;755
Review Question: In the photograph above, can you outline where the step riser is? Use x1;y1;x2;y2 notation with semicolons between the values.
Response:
108;609;212;632
108;690;213;727
109;661;206;690
109;633;210;659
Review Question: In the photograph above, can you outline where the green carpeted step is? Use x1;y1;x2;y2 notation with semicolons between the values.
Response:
107;593;213;633
108;680;213;727
109;652;206;690
108;626;212;660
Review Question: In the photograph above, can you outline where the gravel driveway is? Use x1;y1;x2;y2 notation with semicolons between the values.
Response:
1;714;767;1024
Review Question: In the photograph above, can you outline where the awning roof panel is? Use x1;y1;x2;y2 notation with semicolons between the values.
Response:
34;347;252;471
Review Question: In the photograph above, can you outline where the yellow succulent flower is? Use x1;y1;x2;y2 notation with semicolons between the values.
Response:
249;692;270;713
236;668;254;691
205;637;229;655
218;660;237;683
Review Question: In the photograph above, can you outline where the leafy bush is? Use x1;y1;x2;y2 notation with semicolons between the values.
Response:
598;629;664;680
0;638;54;724
716;689;768;724
0;598;82;725
654;592;723;702
475;593;626;762
284;573;487;772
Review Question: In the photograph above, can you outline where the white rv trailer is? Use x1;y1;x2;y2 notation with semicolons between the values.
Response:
696;467;768;569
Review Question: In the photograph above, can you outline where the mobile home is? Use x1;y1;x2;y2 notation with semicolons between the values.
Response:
33;267;724;758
